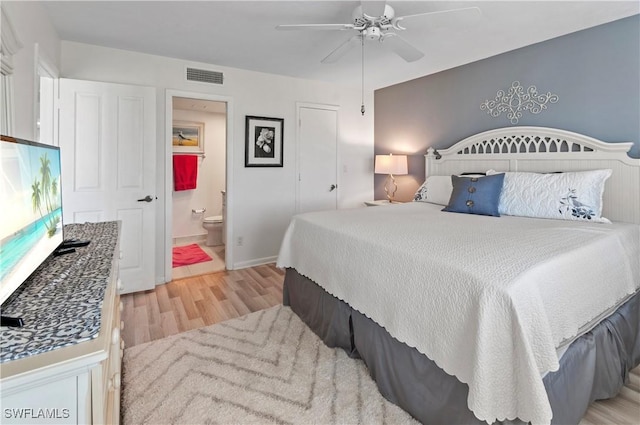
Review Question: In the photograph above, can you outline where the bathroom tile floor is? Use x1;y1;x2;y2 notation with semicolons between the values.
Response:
172;242;225;280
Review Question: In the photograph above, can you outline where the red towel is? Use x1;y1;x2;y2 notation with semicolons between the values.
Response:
173;155;198;191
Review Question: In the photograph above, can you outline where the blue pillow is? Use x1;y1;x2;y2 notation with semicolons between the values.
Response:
442;173;505;217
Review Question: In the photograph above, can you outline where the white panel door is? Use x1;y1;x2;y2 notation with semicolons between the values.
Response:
59;78;156;294
298;106;338;213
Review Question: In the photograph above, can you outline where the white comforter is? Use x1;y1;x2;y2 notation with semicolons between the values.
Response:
276;202;640;425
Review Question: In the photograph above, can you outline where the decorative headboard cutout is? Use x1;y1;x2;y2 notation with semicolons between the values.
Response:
454;135;594;155
426;126;640;224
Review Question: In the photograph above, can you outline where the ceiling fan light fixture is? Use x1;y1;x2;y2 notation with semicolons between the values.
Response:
278;3;480;65
276;2;482;113
364;26;381;40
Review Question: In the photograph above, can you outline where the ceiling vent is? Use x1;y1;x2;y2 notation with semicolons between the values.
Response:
186;67;223;85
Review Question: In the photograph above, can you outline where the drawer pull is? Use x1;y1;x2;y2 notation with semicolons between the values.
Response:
112;327;120;345
119;301;124;312
120;320;124;331
119;251;123;259
121;340;125;350
117;278;124;291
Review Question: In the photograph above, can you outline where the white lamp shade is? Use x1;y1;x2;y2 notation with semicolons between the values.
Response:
374;154;408;175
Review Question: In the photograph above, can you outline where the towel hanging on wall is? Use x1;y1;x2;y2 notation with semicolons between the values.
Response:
173;155;198;191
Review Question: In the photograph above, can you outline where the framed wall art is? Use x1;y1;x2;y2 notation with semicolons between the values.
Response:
172;120;204;153
245;116;284;167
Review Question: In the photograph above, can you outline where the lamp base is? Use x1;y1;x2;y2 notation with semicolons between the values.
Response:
384;174;397;202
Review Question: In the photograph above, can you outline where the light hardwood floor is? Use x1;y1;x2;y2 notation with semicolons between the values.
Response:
121;263;284;347
122;266;640;424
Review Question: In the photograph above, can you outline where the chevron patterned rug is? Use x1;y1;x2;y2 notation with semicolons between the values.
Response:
121;305;418;424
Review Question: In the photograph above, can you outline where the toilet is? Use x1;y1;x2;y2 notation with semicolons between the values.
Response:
202;215;223;246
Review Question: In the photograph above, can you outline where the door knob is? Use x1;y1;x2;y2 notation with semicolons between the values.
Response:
137;195;154;202
329;184;337;192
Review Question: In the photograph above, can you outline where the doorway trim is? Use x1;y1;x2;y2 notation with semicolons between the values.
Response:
33;43;59;145
164;89;234;282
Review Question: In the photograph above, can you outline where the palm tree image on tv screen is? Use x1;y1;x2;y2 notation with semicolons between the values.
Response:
31;153;61;237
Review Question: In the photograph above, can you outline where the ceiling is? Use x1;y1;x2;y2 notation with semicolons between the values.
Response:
40;1;639;90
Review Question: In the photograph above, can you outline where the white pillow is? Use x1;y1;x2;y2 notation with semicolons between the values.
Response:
413;176;453;206
486;169;612;223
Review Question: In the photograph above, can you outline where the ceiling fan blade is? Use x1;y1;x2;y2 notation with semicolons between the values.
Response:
321;35;361;64
276;23;354;31
360;1;387;18
394;7;481;30
382;34;424;62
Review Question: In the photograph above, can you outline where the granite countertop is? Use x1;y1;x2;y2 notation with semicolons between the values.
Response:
0;221;119;363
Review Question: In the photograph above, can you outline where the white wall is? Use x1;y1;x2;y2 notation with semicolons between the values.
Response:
172;109;226;240
2;1;60;140
60;41;374;280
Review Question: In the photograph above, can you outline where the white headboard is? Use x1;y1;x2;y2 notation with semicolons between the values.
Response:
425;126;640;224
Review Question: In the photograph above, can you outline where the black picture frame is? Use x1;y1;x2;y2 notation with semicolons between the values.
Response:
245;116;284;167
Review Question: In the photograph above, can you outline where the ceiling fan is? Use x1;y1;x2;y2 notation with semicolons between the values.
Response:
276;2;482;64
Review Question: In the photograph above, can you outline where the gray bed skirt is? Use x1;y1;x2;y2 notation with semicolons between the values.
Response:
283;268;640;425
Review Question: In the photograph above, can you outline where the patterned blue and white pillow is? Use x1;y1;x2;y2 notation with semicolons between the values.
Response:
486;169;612;223
413;176;453;205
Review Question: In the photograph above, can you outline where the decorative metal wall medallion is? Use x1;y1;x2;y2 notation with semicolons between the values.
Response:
480;81;559;124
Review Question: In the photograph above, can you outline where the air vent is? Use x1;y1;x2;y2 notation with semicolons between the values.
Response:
186;67;223;85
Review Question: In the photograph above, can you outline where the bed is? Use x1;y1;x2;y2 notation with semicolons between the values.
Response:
277;127;640;425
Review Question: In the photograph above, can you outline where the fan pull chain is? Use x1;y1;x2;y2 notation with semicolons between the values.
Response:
361;34;365;116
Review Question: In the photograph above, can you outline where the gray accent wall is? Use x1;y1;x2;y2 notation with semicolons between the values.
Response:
374;15;640;202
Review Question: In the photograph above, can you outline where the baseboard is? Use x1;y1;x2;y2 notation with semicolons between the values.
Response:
173;234;206;246
232;255;278;270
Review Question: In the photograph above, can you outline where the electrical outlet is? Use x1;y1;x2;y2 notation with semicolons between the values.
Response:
237;236;243;247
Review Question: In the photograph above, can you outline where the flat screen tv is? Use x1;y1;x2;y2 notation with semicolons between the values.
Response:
0;136;64;306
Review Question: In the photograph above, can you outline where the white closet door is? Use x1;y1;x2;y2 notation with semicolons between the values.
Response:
58;78;156;294
297;105;338;213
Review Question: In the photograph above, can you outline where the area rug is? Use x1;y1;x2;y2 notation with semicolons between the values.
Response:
172;243;212;268
121;305;418;424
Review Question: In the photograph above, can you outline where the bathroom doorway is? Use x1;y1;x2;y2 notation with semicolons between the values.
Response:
167;94;230;280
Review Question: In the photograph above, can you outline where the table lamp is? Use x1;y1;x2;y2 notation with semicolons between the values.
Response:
374;153;408;202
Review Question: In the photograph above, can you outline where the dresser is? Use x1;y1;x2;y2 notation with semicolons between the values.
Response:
0;222;123;425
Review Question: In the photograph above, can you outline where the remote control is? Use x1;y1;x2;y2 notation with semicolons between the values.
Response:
61;239;91;248
54;247;76;256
